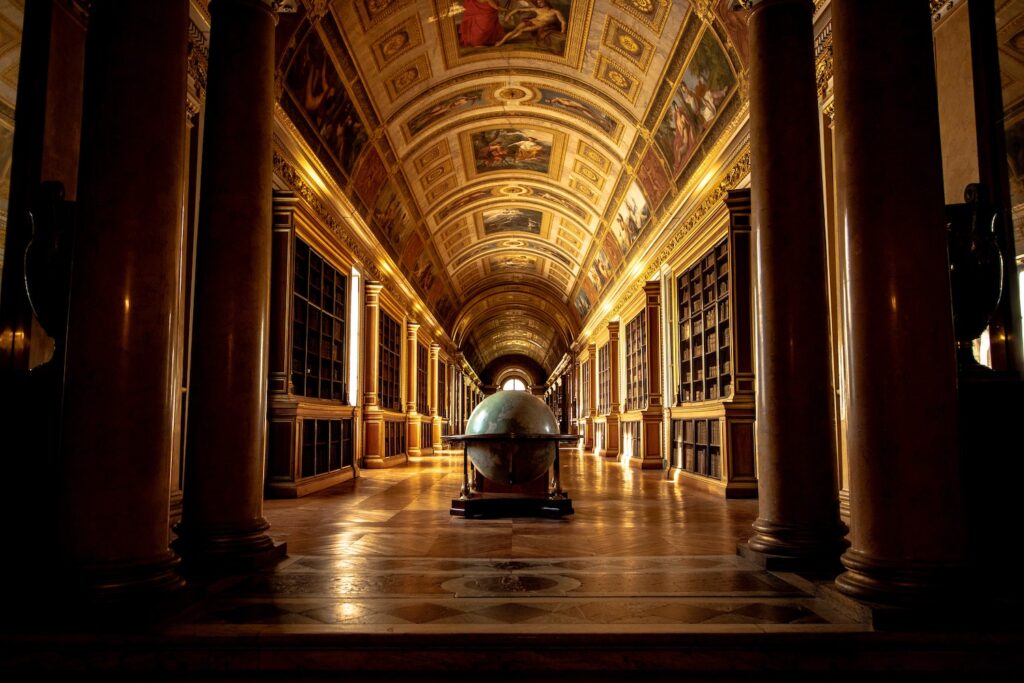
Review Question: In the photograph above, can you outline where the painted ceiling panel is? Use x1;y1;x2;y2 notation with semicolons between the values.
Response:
277;0;749;375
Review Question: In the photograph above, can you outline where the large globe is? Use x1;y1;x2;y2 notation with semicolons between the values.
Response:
464;391;559;486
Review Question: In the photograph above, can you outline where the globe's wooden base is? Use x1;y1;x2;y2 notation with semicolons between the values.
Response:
450;494;574;519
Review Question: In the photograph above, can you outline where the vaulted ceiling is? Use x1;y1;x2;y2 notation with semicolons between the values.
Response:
274;0;749;377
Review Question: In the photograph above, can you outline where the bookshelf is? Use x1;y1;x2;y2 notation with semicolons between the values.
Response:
291;239;347;401
624;311;648;412
267;192;357;497
668;188;756;498
597;342;610;414
379;312;402;412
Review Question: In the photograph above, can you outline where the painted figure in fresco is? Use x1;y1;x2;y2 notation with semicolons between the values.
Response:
671;100;695;172
542;93;615;135
459;0;508;47
303;56;335;122
495;0;566;48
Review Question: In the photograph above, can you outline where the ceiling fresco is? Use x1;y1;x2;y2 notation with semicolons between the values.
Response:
274;0;749;376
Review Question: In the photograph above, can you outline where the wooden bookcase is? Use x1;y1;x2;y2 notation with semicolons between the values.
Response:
624;310;648;412
597;342;610;414
668;189;756;498
378;312;402;413
267;192;358;497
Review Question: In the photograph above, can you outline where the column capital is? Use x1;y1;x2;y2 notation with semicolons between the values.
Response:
365;281;383;305
429;342;441;356
406;320;420;335
643;279;661;304
607;319;620;340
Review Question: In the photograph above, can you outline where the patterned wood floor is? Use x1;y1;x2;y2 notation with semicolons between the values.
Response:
171;451;866;631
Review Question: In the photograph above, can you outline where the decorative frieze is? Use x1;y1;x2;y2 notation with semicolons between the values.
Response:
272;150;386;284
815;23;833;101
187;22;209;102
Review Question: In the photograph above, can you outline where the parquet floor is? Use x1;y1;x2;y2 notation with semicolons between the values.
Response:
174;450;865;631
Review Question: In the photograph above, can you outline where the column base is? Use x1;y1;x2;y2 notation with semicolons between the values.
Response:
629;454;665;469
835;548;966;610
174;518;286;573
744;518;848;571
738;541;843;574
71;550;185;600
362;453;408;469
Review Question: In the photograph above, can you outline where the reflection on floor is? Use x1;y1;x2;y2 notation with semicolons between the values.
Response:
9;451;1024;678
173;451;863;633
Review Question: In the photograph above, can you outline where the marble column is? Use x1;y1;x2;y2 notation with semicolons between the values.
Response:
736;0;846;569
60;0;189;595
362;282;384;465
832;0;966;606
634;281;664;469
178;0;282;568
603;320;621;459
569;354;579;436
584;343;596;451
406;321;421;456
430;343;444;451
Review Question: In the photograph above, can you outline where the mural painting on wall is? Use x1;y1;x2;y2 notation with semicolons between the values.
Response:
285;28;369;179
588;246;614;292
353;146;388;208
601;230;624;271
457;0;571;56
612;181;651;254
410;250;438;296
373;180;411;254
483;207;543;234
537;88;617;136
654;29;737;177
407;89;485;137
574;287;592;319
434;295;455;326
472;128;554;174
637;148;671;210
714;0;749;68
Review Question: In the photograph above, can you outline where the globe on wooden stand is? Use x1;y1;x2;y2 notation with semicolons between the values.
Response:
443;391;575;518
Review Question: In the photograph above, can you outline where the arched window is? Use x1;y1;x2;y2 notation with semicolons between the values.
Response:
501;378;527;391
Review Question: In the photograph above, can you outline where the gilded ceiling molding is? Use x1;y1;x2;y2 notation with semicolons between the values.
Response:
822;99;836;122
815;22;833;101
301;0;328;21
692;0;716;22
185;98;201;121
191;0;211;24
931;0;962;23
